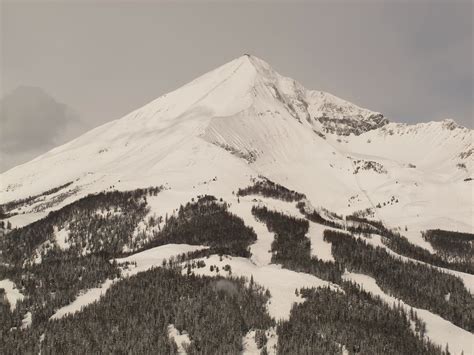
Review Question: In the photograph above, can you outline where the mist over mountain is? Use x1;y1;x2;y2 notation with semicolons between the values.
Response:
0;86;84;172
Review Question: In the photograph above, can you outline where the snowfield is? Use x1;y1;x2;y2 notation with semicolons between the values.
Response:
241;330;260;355
1;55;471;244
167;324;190;355
53;226;70;250
228;198;275;266
50;279;115;320
0;279;25;311
307;222;336;262
115;243;208;277
242;328;278;355
186;254;340;320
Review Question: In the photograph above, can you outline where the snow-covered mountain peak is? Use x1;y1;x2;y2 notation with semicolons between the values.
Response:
243;54;276;77
375;118;470;136
440;118;466;130
2;54;471;230
108;54;388;141
2;54;474;355
306;90;382;121
236;55;388;135
305;90;388;136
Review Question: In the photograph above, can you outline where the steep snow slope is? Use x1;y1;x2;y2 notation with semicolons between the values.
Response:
306;90;388;135
345;120;472;173
0;55;363;217
334;119;473;237
1;54;472;244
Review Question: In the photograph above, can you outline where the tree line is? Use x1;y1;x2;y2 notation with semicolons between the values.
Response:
422;229;473;264
296;201;344;229
145;195;257;257
277;283;447;355
252;205;343;283
0;186;164;266
347;215;474;274
324;230;474;332
34;267;273;355
0;181;74;218
237;177;306;202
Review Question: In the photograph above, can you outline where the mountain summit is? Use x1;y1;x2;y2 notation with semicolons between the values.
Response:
1;55;472;231
140;54;388;135
1;55;473;355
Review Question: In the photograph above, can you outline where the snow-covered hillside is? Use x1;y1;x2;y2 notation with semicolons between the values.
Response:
1;54;471;239
1;54;473;354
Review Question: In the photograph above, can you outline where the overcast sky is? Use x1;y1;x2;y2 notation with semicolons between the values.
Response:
1;0;472;172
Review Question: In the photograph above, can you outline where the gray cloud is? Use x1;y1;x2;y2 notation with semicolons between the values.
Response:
0;86;84;171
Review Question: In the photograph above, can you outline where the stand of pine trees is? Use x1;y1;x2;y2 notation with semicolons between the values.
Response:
237;177;306;202
296;201;344;229
0;254;121;353
1;183;471;353
0;191;262;354
324;230;474;332
252;201;472;349
422;229;474;264
277;283;446;355
252;205;343;283
347;216;474;274
8;267;273;354
145;195;257;257
0;187;164;266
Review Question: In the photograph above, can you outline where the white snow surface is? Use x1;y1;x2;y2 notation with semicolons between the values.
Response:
21;311;32;329
1;55;471;247
0;279;25;311
307;222;336;262
228;198;274;266
167;324;190;355
187;254;339;320
343;272;474;355
50;279;115;320
115;243;208;277
241;328;278;355
241;330;259;355
53;226;70;250
228;195;302;266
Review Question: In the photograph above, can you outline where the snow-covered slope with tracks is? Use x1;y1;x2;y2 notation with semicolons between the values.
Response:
2;54;472;354
1;54;472;242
